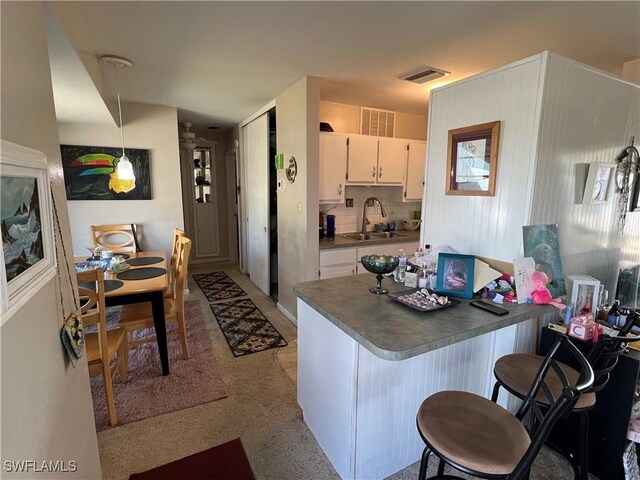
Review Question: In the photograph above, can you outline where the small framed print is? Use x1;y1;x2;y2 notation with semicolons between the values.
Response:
567;275;600;316
446;121;501;196
436;253;475;299
583;163;615;204
1;140;56;321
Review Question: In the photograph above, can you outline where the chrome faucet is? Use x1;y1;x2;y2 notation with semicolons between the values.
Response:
360;197;387;240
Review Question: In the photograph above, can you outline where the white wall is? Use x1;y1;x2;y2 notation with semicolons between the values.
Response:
319;100;427;140
58;102;183;256
530;54;640;296
422;56;544;260
276;77;320;319
1;2;101;478
422;51;640;301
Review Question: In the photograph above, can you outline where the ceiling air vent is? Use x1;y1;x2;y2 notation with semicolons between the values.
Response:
401;66;450;85
361;107;395;137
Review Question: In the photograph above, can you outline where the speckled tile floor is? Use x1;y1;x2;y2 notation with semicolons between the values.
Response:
97;263;597;480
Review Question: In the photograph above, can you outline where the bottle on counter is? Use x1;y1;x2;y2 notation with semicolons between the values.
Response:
396;249;407;283
607;300;621;327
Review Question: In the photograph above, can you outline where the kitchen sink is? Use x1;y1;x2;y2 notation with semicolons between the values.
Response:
341;231;408;241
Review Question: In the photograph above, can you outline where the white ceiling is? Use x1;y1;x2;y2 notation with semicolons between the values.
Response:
47;1;640;130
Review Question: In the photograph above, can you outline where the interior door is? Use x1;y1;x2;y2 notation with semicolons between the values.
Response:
242;114;270;295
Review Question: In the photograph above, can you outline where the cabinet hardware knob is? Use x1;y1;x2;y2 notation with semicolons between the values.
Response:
378;167;383;178
372;166;376;178
338;184;343;195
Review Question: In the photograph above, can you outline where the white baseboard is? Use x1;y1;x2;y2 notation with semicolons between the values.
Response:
277;302;297;326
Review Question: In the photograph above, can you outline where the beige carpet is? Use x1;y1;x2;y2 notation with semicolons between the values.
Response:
90;300;227;432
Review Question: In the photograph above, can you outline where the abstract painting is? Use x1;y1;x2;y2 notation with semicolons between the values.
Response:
522;224;567;297
61;145;151;200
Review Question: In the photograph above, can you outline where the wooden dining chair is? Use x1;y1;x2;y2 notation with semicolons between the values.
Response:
91;223;140;254
166;227;187;297
77;268;129;426
118;237;192;359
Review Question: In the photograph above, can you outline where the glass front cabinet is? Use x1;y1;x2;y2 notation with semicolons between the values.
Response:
181;146;220;261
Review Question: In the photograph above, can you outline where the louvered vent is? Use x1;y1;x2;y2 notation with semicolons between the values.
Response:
361;107;395;137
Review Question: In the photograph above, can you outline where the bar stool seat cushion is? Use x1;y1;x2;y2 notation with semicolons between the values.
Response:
417;391;530;476
494;353;596;411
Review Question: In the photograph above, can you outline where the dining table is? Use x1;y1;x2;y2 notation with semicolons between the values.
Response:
75;250;170;376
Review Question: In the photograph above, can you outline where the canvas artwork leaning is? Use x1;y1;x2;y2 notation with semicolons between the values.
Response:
61;145;151;200
522;224;567;298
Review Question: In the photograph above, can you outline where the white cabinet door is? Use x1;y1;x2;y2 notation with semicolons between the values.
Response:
320;264;357;279
319;133;347;203
377;138;406;184
404;141;426;201
243;113;270;296
347;135;378;183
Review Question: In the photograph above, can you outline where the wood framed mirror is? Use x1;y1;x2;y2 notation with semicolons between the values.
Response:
446;121;501;196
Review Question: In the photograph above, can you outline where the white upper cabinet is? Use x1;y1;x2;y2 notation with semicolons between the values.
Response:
346;135;378;183
377;138;406;184
404;141;426;201
346;134;404;185
319;133;348;203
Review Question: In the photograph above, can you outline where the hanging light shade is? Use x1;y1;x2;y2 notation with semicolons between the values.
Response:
101;55;135;181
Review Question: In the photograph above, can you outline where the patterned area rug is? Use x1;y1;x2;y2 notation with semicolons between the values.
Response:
209;299;288;357
193;271;288;357
89;300;227;431
193;271;249;303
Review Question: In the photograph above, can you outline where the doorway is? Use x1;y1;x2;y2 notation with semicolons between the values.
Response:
268;108;278;301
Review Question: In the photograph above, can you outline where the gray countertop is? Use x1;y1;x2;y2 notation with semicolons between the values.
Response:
319;231;420;250
293;274;557;361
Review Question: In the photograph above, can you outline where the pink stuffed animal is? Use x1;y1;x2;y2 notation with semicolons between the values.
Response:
530;271;553;304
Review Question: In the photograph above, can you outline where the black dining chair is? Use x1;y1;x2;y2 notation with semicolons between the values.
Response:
490;310;640;480
416;333;594;480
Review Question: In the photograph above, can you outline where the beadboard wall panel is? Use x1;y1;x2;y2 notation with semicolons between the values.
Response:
422;56;544;260
530;54;640;295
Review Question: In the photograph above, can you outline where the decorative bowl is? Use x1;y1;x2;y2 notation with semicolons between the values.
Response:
360;255;399;294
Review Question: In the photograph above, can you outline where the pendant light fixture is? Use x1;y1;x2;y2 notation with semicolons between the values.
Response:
101;55;134;180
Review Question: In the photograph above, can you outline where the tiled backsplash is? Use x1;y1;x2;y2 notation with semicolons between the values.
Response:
320;186;421;234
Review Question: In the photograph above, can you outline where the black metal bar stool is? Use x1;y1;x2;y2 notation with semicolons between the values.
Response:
416;334;594;480
491;310;640;480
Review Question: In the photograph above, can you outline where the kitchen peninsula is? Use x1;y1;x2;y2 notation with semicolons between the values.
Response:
294;274;556;480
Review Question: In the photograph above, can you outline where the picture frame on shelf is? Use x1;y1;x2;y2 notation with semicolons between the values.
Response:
436;253;475;299
445;121;501;197
616;264;640;309
1;140;56;321
583;163;615;204
566;274;600;316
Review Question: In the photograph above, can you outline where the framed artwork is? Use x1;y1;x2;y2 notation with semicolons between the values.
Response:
522;224;567;297
567;275;600;315
583;163;615;204
1;140;56;320
60;145;151;200
630;171;640;212
436;253;475;299
616;264;640;309
446;121;501;196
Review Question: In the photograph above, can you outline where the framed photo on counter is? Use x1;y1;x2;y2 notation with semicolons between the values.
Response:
436;253;475;299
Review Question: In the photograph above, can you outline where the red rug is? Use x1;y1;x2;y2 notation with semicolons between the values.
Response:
90;300;227;431
129;438;255;480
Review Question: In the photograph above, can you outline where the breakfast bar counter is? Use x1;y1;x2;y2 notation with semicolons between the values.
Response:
293;274;556;480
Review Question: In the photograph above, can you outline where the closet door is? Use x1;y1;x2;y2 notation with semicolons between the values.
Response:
242;114;270;295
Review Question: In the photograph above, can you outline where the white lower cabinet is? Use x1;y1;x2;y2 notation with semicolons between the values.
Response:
320;240;419;279
319;248;357;279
